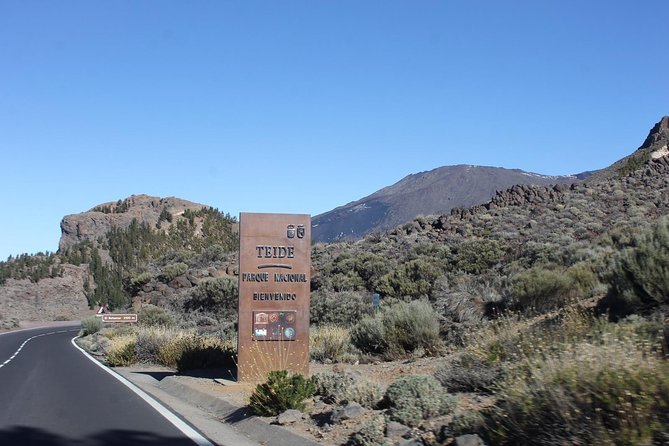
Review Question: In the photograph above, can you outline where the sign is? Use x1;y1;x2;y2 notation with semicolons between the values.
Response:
237;213;310;382
372;293;381;312
95;304;108;317
101;314;138;323
252;310;298;341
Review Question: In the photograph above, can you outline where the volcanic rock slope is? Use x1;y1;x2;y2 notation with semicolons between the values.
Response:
312;165;579;243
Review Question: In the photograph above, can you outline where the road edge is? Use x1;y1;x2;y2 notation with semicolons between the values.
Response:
70;336;214;446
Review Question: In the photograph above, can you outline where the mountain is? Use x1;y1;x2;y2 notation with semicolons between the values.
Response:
585;116;669;183
59;194;208;251
312;166;579;243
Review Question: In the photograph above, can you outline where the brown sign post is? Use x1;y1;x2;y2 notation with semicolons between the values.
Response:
237;213;311;382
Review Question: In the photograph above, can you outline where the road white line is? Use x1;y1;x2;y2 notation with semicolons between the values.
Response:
0;329;79;370
70;336;214;446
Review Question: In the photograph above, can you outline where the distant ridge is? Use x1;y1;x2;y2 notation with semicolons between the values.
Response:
312;165;578;243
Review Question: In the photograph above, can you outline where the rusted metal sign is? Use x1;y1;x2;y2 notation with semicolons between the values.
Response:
101;314;138;323
237;213;310;382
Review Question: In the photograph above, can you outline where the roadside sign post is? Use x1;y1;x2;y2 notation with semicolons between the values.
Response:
237;213;311;382
101;314;138;323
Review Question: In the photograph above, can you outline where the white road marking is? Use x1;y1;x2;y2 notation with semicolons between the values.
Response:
0;329;78;369
70;336;214;446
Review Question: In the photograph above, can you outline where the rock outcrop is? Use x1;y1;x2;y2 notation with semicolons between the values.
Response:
0;264;90;323
59;194;206;251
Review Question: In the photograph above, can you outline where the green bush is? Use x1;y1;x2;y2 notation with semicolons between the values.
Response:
137;304;175;328
80;316;102;336
310;290;373;326
248;370;316;416
185;277;238;318
129;272;152;291
351;300;441;357
160;262;188;282
454;239;503;274
383;375;456;427
377;258;442;299
604;218;669;316
314;370;382;408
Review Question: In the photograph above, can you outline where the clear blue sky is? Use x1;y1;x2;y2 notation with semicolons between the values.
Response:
1;1;667;260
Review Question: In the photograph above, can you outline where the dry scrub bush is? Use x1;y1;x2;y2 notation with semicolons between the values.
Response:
349;413;390;446
466;305;596;365
310;325;357;363
137;304;175;328
351;300;442;359
135;326;177;364
383;375;456;427
106;335;136;367
315;370;382;408
508;264;595;314
157;331;234;371
603;217;669;317
487;331;669;445
434;352;502;393
80;316;102;336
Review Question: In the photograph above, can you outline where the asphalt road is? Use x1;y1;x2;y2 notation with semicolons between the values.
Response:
0;325;211;445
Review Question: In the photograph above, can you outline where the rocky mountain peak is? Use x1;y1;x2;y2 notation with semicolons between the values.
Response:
59;194;206;252
640;115;669;152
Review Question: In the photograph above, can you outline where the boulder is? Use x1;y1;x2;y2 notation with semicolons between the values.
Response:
330;402;365;424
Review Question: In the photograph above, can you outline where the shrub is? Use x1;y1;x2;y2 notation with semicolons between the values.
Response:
310;290;373;326
129;272;152;292
382;299;442;355
248;370;316;416
176;337;235;372
604;218;669;316
349;414;389;446
315;370;382;408
137;304;175;328
486;334;669;445
350;316;387;355
80;316;102;336
383;375;456;427
310;325;355;363
447;411;487;437
509;266;586;313
135;326;173;364
377;258;442;298
157;332;235;371
160;262;188;282
454;239;503;274
434;353;502;393
185;277;238;319
352;300;441;358
106;335;136;367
